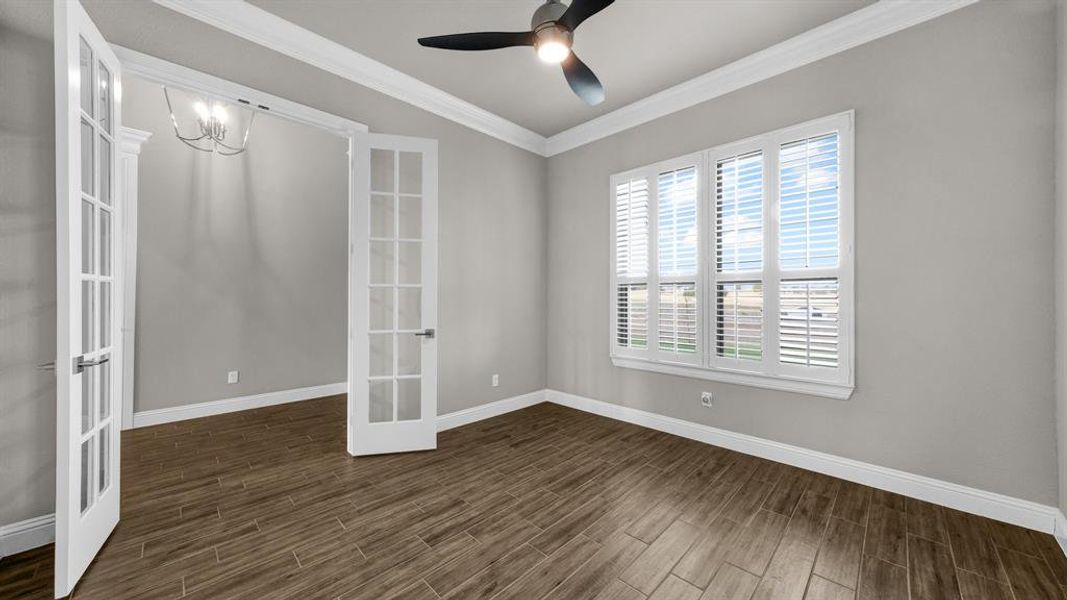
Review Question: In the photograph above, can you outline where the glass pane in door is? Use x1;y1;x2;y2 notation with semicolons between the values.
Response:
397;288;420;330
81;368;94;435
80;438;92;513
398;152;422;194
98;359;110;420
397;379;420;421
98;282;110;348
398;242;420;284
398;197;421;238
99;136;112;206
81;200;94;273
371;149;394;192
99;209;111;276
370;194;394;238
369;380;392;423
397;336;420;376
369;334;392;377
81;281;94;353
370;242;394;284
97;62;112;135
369;288;393;330
98;425;110;493
80;120;94;195
79;38;93;117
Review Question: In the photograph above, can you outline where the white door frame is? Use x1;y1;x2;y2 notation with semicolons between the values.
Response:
118;126;151;431
112;47;369;429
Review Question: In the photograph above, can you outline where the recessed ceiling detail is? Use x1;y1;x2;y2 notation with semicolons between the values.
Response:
152;0;977;156
418;0;616;106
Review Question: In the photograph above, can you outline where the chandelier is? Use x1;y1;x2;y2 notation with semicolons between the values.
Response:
163;86;256;156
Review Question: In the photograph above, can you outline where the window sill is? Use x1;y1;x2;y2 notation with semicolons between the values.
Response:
610;356;854;400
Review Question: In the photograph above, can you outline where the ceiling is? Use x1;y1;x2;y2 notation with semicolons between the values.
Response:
245;0;875;137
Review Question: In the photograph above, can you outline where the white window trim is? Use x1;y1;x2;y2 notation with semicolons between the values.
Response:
609;111;855;400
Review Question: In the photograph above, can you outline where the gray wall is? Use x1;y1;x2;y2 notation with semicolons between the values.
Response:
123;77;348;412
0;0;547;528
1057;0;1067;516
546;0;1060;505
0;4;58;530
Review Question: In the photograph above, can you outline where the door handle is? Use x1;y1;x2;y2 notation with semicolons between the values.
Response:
73;355;110;374
37;361;56;371
413;328;435;339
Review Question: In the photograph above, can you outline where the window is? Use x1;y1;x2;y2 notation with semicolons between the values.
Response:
609;112;854;399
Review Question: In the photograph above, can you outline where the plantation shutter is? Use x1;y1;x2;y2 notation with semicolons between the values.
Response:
778;132;842;370
615;177;650;351
657;165;700;359
713;150;765;367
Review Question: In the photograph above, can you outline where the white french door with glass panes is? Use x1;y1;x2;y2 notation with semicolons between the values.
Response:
350;134;438;456
53;0;123;595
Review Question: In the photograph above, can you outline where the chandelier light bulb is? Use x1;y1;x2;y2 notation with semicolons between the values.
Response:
193;101;210;123
211;104;228;124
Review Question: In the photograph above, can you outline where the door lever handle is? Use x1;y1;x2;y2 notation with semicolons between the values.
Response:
73;355;110;374
37;361;56;371
413;328;435;339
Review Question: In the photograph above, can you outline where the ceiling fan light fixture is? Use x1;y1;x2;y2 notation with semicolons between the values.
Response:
534;22;572;64
537;40;570;63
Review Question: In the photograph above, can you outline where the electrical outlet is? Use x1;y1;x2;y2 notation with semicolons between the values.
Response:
227;370;240;384
700;392;713;408
491;374;499;387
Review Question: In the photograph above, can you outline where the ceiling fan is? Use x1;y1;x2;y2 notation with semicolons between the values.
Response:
417;0;614;106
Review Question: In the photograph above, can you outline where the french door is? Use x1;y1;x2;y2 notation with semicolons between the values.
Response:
350;134;438;455
53;0;123;596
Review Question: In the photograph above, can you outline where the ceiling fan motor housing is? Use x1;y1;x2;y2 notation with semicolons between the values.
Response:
532;0;572;53
531;0;569;29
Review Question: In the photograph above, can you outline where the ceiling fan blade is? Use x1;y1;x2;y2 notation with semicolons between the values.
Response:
418;31;536;51
561;52;605;106
558;0;614;31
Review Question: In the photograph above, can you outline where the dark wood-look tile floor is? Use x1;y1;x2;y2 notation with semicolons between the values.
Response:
3;396;1066;599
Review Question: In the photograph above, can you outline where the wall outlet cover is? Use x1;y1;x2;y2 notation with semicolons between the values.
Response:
701;392;713;407
491;374;499;387
227;370;240;384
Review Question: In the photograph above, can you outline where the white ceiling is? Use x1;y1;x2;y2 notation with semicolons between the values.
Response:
245;0;875;137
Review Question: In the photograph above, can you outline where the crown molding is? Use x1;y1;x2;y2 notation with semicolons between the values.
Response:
543;0;978;156
153;0;976;158
118;126;152;155
151;0;547;155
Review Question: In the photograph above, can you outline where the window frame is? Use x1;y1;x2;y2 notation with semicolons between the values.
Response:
608;111;855;400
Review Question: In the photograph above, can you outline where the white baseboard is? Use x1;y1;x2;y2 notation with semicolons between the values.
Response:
437;390;547;432
545;389;1062;536
132;382;348;428
0;514;55;558
1055;511;1067;556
